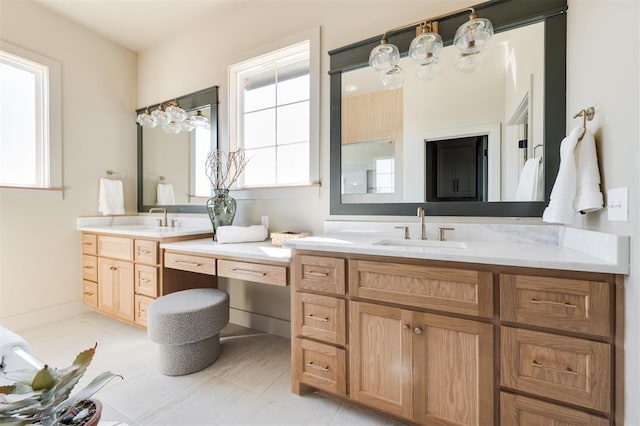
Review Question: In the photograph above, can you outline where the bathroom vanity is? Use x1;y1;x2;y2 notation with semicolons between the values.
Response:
287;226;627;425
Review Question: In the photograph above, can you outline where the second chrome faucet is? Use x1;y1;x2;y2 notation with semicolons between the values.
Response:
417;207;426;240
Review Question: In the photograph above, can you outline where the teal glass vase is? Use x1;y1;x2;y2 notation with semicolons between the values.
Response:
206;189;236;240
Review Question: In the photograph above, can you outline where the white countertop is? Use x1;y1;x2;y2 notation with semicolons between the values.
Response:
78;224;212;238
161;239;291;264
284;226;629;275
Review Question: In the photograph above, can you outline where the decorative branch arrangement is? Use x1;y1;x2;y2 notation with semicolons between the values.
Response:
205;149;249;190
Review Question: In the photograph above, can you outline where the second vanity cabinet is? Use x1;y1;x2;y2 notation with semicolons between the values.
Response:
81;231;210;327
291;250;621;425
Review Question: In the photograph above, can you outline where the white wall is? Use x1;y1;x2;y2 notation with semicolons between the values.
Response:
566;1;639;423
0;1;138;326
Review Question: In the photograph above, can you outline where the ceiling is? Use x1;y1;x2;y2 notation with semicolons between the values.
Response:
33;0;248;52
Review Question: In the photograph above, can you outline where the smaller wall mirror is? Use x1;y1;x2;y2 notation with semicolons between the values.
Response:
137;86;218;213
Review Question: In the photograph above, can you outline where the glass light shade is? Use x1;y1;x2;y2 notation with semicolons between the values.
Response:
381;65;404;90
162;121;181;134
454;17;494;55
166;104;187;123
189;110;210;129
136;110;157;128
369;42;400;72
180;120;195;132
409;32;443;65
416;60;443;80
152;106;170;125
455;51;487;72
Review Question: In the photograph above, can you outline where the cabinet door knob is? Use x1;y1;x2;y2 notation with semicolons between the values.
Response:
414;327;423;335
402;324;411;330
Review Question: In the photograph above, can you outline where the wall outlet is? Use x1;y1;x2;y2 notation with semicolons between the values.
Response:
607;187;628;222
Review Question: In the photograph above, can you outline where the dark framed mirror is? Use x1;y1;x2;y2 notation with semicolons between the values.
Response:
137;86;218;213
329;0;567;216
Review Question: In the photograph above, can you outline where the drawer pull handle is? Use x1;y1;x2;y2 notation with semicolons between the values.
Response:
306;271;329;278
305;362;329;372
83;292;94;296
174;260;202;267
531;360;578;376
84;265;94;269
231;268;267;277
529;299;577;308
82;242;94;246
305;314;329;322
138;250;152;255
138;278;151;284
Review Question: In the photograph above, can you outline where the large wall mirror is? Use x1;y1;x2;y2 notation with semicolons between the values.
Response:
137;86;218;213
330;0;567;216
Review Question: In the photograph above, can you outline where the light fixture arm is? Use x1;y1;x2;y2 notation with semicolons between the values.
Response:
380;7;474;42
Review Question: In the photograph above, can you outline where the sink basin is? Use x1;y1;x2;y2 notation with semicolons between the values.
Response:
373;239;467;250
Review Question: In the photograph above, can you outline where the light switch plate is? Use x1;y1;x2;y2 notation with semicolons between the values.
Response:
607;187;628;222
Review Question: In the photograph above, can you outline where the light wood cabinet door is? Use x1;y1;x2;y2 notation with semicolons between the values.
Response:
135;264;158;298
82;233;97;255
98;258;134;322
135;239;158;265
501;327;611;413
293;338;346;397
218;259;287;287
500;393;609;426
82;255;97;281
98;236;133;261
412;311;494;426
501;274;611;337
82;280;98;309
349;260;493;317
135;294;155;327
349;301;413;420
164;252;216;275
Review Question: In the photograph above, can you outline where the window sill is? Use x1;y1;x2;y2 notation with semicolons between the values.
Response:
0;186;65;200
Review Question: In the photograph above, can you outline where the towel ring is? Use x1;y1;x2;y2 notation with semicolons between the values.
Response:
573;107;595;141
533;144;543;158
158;176;166;184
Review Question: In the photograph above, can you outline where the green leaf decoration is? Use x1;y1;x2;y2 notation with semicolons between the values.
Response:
31;366;56;391
72;343;96;368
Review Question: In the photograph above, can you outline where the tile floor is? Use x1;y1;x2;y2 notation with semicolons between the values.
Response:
18;312;403;425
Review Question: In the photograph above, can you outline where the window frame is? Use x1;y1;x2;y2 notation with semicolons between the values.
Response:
228;27;320;200
0;41;62;195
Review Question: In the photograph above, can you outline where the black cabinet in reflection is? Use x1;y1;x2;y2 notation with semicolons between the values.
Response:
426;136;488;202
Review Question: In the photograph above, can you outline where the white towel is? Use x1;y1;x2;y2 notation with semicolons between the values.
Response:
542;126;582;224
574;128;604;213
157;183;175;205
98;178;125;216
515;157;543;201
216;225;268;244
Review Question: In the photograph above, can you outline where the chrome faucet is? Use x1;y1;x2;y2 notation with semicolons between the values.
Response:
417;207;426;240
149;207;168;227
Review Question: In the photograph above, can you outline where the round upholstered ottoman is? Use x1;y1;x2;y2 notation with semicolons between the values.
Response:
147;288;229;376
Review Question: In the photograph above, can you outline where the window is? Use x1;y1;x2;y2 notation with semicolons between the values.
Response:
229;29;319;192
0;42;61;190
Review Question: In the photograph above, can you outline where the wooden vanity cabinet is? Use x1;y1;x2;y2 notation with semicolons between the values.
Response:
291;250;620;425
97;257;134;321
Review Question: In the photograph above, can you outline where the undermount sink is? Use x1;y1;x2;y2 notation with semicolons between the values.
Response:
373;239;468;250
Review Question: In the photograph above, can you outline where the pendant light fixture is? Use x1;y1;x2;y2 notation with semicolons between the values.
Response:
368;7;493;87
137;103;210;134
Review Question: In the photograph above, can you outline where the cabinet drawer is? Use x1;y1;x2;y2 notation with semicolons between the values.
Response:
82;255;97;281
293;255;345;295
294;293;346;345
135;239;158;265
350;260;493;317
135;264;158;298
164;252;216;275
82;233;97;255
501;327;611;413
500;393;609;426
218;259;287;286
501;274;611;337
293;338;346;397
98;235;133;261
82;280;98;309
135;294;154;327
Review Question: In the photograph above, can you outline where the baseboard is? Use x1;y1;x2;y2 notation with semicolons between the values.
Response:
229;308;291;339
0;302;90;332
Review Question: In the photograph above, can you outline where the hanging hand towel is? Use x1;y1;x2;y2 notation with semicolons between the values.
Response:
98;178;125;216
574;128;604;213
542;126;582;224
157;183;175;205
515;157;543;201
215;225;268;244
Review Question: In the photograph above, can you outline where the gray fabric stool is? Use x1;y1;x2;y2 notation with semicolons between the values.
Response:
147;288;229;376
